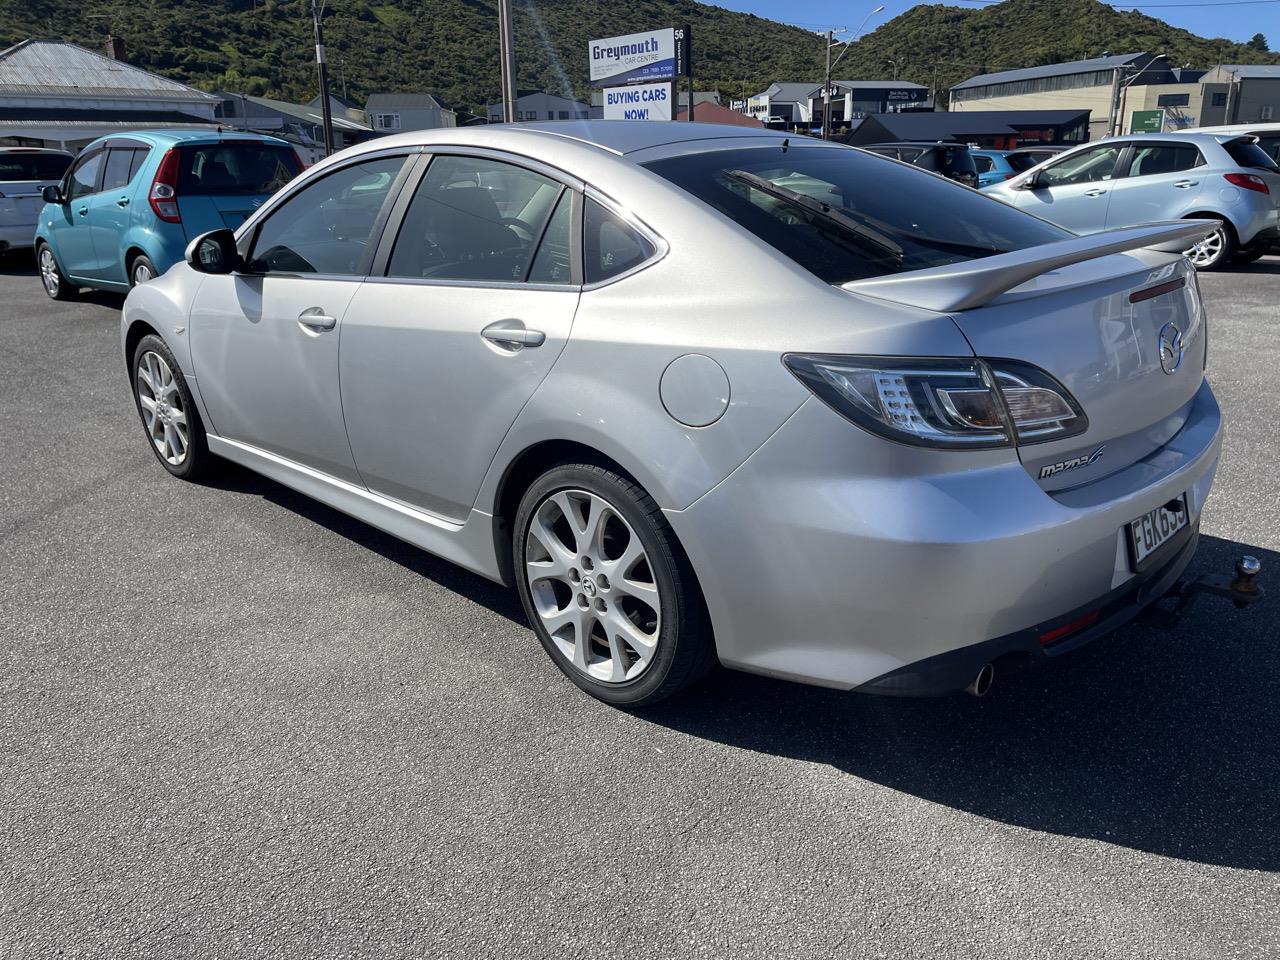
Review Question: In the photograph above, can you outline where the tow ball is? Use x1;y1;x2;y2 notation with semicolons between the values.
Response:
1143;556;1265;629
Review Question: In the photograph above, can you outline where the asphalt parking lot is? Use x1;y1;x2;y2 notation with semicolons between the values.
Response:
1;252;1278;959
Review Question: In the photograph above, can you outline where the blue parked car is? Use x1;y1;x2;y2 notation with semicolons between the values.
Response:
35;130;302;300
971;149;1017;189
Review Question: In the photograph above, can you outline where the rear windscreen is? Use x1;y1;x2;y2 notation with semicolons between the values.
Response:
643;145;1068;284
0;153;72;181
931;147;976;175
178;144;301;195
1223;139;1279;171
1006;152;1045;172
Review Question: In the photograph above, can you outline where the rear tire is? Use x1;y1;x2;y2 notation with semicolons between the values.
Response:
129;253;157;287
37;243;75;301
1183;220;1237;271
130;334;213;481
513;463;715;707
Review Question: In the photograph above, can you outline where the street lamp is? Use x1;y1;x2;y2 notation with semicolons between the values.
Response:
822;4;885;141
884;58;897;81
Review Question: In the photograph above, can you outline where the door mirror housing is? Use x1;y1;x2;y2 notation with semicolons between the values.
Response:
186;229;241;274
42;184;65;204
1017;172;1044;191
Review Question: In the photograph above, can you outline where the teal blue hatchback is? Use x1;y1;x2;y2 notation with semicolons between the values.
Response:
34;130;301;299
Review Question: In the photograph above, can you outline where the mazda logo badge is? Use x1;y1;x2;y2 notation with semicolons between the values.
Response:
1158;322;1184;375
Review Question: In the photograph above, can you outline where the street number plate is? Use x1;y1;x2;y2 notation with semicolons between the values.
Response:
1128;494;1189;569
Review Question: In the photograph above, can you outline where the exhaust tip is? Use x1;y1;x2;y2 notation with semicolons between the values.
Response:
966;663;994;698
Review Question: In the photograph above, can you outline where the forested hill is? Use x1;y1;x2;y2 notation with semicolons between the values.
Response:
1;0;1276;111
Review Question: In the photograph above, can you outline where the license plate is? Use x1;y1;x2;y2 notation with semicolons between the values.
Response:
1127;495;1189;570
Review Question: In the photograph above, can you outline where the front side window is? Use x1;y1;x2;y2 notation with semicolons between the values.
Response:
584;197;656;284
387;154;563;282
67;150;104;199
644;145;1067;285
1125;144;1202;178
249;155;406;275
1038;145;1122;186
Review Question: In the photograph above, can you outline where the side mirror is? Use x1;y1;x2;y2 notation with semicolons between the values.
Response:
185;229;241;275
1017;172;1044;191
42;184;65;204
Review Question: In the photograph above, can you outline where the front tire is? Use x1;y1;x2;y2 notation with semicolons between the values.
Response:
1183;221;1237;271
37;243;75;301
513;463;715;707
131;334;213;481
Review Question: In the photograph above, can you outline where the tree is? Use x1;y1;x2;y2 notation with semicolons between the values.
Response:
1248;33;1269;52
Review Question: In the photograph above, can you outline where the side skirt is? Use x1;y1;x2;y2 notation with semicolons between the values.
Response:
207;435;506;584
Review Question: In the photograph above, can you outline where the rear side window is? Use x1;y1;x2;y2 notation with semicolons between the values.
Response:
1223;138;1279;171
179;143;301;196
1125;144;1202;177
0;153;71;181
974;155;994;173
584;198;656;284
387;155;564;282
643;145;1068;284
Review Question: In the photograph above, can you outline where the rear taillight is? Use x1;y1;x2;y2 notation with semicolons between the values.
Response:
149;148;181;223
292;149;307;171
1224;172;1270;195
783;355;1087;449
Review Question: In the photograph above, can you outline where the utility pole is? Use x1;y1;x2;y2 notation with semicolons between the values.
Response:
1107;65;1123;136
823;30;833;140
497;0;517;122
309;0;335;156
1224;68;1239;123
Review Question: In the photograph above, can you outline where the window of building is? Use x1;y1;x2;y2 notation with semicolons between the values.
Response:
558;111;569;120
374;113;401;130
574;111;589;119
1157;93;1190;107
547;111;554;120
1212;93;1228;106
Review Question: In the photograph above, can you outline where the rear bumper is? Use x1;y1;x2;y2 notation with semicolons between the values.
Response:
665;379;1222;692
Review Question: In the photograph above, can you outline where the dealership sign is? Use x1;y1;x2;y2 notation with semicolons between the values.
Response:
589;29;676;86
603;82;672;120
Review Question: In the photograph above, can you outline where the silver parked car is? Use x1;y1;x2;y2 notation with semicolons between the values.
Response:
0;147;72;254
121;123;1227;705
983;132;1280;269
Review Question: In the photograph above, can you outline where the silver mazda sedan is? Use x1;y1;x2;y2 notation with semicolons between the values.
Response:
120;122;1223;705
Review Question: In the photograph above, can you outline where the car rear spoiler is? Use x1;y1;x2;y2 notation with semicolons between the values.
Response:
841;219;1219;313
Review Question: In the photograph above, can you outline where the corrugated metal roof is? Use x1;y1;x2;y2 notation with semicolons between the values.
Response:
0;39;218;101
952;53;1146;91
856;109;1090;141
830;79;929;91
756;82;818;102
241;94;372;132
365;93;451;111
1218;64;1280;78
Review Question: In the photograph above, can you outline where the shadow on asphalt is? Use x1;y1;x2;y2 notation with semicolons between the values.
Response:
201;454;1279;871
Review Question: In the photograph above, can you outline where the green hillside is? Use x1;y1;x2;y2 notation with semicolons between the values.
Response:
0;0;1276;111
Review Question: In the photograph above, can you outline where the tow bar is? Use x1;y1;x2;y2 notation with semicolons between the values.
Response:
1143;555;1265;629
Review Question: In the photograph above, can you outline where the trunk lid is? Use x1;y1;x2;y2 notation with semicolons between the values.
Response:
842;220;1213;490
950;252;1203;490
176;193;269;239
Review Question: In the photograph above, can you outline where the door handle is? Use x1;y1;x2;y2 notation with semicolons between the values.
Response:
297;307;337;332
77;205;88;216
481;320;545;350
116;196;130;207
1083;188;1108;197
1173;179;1198;189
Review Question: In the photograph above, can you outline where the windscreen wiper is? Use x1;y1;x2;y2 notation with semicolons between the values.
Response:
723;170;904;264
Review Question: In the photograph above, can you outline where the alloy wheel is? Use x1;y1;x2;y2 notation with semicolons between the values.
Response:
39;247;59;296
133;260;153;285
524;489;662;684
136;351;189;466
1185;227;1224;268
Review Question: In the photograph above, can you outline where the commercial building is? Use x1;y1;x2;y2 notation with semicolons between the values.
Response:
950;52;1184;138
486;91;590;123
808;80;931;131
0;38;219;150
745;82;818;125
365;93;456;133
1198;65;1280;125
845;109;1091;150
